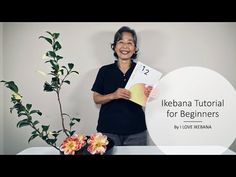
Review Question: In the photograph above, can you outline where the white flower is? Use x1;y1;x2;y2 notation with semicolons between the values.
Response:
12;92;22;101
37;70;47;77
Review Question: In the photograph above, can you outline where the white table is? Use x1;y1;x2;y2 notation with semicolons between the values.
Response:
17;146;236;155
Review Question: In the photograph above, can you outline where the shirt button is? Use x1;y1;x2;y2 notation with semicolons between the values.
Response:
124;79;126;81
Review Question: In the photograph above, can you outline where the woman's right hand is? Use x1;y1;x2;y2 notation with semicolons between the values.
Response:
112;88;131;100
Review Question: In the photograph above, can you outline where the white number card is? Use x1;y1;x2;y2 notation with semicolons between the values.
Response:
125;61;162;106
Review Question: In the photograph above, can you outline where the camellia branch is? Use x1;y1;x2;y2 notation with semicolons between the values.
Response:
29;117;60;150
0;31;80;151
56;90;69;137
40;31;79;137
0;80;60;150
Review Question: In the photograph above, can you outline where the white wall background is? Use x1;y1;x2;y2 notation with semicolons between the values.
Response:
0;23;3;154
1;22;236;154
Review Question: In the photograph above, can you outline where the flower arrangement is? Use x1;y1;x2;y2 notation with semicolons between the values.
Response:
1;31;113;155
60;132;109;155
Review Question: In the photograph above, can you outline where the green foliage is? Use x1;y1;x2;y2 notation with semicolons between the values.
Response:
1;31;80;151
1;80;19;93
39;32;79;94
38;36;52;45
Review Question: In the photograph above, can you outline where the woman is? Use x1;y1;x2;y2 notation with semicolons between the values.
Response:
91;26;148;146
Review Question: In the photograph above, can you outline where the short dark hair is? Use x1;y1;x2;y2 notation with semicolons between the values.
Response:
111;26;138;59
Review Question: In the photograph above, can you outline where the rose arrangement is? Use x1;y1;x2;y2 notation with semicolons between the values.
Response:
1;31;112;155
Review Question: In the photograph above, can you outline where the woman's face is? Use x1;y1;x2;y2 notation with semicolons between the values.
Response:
115;32;136;60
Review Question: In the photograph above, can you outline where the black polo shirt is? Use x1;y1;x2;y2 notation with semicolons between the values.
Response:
91;61;147;135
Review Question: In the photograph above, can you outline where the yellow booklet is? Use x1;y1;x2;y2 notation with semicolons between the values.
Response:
125;61;162;106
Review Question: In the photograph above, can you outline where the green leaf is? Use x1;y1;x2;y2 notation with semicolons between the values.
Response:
39;36;52;45
63;80;70;85
32;130;38;135
46;51;56;58
71;71;79;75
29;110;38;114
48;71;57;76
51;77;60;87
68;63;74;70
53;33;60;39
28;134;38;143
18;122;30;128
59;69;64;75
61;66;68;70
14;103;26;114
30;110;42;116
57;130;62;134
0;80;7;85
49;60;59;70
42;135;47;140
17;119;30;128
56;55;63;60
3;81;19;93
53;65;60;72
27;116;32;121
26;104;32;111
70;130;76;136
70;122;75;127
61;66;69;74
42;125;49;132
10;107;14;113
33;120;39;126
49;59;56;66
46;138;57;144
46;31;54;37
37;111;42;116
18;112;28;117
72;118;80;123
43;82;54;92
53;41;62;51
